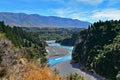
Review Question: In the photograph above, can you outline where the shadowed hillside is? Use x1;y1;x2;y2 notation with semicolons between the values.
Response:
72;20;120;80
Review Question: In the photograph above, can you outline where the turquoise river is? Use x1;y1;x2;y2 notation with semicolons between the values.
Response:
47;40;73;66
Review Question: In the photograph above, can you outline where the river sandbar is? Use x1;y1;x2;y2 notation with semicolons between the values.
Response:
46;46;69;58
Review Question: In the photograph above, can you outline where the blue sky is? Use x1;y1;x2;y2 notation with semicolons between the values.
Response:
0;0;120;22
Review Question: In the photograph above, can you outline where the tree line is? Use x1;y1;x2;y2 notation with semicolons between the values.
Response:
0;21;46;59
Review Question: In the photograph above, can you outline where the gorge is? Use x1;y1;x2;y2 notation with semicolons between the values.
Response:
46;40;105;80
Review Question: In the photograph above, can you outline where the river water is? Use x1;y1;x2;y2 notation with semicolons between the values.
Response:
46;40;73;66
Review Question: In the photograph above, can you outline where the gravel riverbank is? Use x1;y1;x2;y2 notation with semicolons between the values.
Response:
46;46;69;58
46;45;106;80
51;60;104;80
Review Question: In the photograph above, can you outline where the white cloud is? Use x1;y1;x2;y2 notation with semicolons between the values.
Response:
55;9;68;17
91;9;120;21
54;8;75;17
53;8;89;21
70;13;88;21
76;0;104;5
53;6;120;23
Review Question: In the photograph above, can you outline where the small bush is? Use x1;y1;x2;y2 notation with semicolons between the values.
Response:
0;67;7;78
61;73;84;80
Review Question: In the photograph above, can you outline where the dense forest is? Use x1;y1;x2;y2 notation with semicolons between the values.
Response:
56;33;78;46
72;20;120;80
22;27;83;40
0;21;46;59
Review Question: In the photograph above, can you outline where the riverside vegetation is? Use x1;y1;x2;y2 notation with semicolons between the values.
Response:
0;21;83;80
72;20;120;80
22;27;83;40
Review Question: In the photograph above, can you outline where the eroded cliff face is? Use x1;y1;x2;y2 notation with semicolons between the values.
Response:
0;34;25;79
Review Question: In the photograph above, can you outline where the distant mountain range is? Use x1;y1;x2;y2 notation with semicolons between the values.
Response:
0;12;91;28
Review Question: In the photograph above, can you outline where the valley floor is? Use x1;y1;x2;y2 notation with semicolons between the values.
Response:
47;46;106;80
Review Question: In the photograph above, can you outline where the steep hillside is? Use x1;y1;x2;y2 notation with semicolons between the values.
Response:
0;21;46;59
0;33;20;79
0;35;84;80
0;21;84;80
0;21;47;79
0;12;91;28
72;20;120;80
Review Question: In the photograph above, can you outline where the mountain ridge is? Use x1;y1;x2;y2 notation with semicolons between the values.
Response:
0;12;91;28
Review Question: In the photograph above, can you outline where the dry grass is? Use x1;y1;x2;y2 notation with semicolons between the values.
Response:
21;62;60;80
10;61;84;80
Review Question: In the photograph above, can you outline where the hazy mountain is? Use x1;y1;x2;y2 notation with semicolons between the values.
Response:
0;12;91;28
